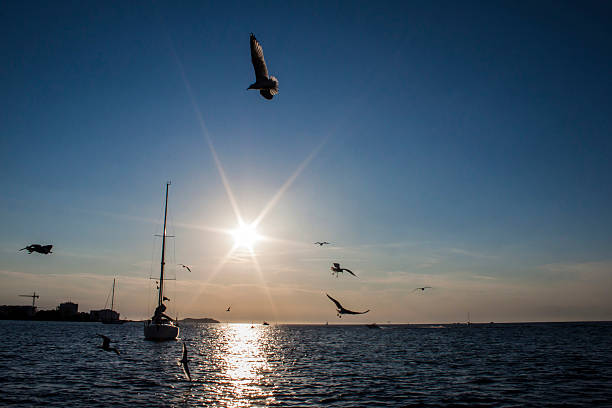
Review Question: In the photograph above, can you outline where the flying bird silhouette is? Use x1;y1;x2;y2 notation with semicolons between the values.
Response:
226;306;231;312
331;262;357;278
247;33;279;100
97;334;120;355
326;294;369;318
179;264;192;273
20;244;53;254
412;287;432;292
314;242;330;246
178;343;191;381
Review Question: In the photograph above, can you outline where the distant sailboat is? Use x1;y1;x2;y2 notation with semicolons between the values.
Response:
102;278;125;324
144;182;180;341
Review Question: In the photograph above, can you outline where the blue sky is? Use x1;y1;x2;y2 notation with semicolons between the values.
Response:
1;1;611;322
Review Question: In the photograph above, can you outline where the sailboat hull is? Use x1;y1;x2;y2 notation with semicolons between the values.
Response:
144;321;179;341
102;320;126;325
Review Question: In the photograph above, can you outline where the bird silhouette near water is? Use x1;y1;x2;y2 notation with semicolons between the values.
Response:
314;241;330;246
97;334;120;355
326;294;369;318
331;263;358;278
412;286;432;292
19;244;53;254
247;33;279;100
178;343;191;381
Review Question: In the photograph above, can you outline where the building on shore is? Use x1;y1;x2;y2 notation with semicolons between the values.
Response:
0;305;36;319
58;302;78;318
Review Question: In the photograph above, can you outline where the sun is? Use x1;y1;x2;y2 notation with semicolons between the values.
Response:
231;222;260;250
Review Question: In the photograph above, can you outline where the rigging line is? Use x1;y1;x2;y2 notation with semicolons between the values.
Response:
104;283;112;310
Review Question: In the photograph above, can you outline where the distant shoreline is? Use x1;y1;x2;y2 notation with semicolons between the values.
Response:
1;319;609;325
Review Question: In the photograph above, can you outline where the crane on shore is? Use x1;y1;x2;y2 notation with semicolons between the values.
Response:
19;292;40;308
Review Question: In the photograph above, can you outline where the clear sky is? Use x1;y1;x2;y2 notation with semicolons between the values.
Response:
1;1;611;323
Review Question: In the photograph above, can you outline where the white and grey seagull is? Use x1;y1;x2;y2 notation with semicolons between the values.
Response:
331;262;357;278
178;342;191;381
247;33;279;100
326;294;369;318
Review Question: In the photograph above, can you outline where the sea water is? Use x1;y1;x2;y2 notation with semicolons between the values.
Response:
1;321;611;407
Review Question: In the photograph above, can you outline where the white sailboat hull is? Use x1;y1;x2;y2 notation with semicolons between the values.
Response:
144;321;179;341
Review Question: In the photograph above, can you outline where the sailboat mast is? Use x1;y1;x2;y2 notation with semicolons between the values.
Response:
158;182;170;307
111;278;115;311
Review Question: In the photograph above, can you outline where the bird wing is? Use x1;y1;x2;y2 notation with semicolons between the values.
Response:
19;247;27;251
250;34;269;81
182;362;191;381
342;268;358;278
342;308;370;315
326;294;343;310
186;266;191;272
98;334;111;347
180;344;191;380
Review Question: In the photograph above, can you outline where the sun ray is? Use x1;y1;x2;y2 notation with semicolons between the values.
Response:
169;41;243;225
253;137;328;228
186;243;238;310
248;247;278;320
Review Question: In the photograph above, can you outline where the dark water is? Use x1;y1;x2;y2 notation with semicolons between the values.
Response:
1;321;611;407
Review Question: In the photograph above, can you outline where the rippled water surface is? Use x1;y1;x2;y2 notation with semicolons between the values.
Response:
1;321;611;407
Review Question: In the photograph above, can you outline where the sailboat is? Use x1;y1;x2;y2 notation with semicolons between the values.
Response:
144;182;180;341
102;278;125;324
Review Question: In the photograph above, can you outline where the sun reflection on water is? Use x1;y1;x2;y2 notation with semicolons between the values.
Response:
212;323;276;407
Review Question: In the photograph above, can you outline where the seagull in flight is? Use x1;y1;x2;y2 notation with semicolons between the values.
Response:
178;343;191;381
247;33;279;100
97;334;120;355
326;294;369;318
314;242;330;247
412;286;432;292
226;306;231;312
331;263;358;278
179;264;192;273
19;244;53;254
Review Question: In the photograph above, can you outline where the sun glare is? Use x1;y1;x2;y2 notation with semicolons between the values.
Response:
232;222;260;249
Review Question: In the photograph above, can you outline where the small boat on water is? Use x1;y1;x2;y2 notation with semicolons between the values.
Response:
101;278;125;324
144;182;179;341
262;321;270;326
